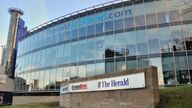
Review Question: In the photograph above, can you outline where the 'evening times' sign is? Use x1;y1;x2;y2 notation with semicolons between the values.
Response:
60;72;145;94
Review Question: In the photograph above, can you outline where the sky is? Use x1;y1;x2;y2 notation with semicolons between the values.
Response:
0;0;113;61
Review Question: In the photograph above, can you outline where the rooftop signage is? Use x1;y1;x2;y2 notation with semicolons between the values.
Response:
60;72;145;94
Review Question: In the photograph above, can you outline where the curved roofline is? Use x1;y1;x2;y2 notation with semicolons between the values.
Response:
23;0;131;38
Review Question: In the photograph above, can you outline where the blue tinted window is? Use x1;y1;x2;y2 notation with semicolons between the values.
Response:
96;36;105;59
78;40;86;62
106;61;115;73
87;15;95;25
124;17;134;28
79;17;86;27
87;25;95;35
136;30;148;55
71;29;78;39
71;42;78;63
114;19;124;30
147;29;160;54
87;38;96;60
95;12;104;23
71;19;79;29
96;23;104;33
79;27;86;37
105;21;113;31
64;31;71;41
126;31;136;56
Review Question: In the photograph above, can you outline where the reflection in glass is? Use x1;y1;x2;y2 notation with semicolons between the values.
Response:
56;68;63;89
116;61;126;72
136;30;148;55
49;69;56;90
175;55;190;84
96;62;105;75
78;65;87;78
63;67;70;82
126;31;136;56
105;35;115;58
44;70;50;90
149;57;164;86
87;64;95;77
147;28;160;54
115;33;126;57
106;61;115;73
162;56;176;85
127;59;137;69
96;36;105;59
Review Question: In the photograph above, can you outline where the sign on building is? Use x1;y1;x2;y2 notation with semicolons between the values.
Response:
60;72;145;94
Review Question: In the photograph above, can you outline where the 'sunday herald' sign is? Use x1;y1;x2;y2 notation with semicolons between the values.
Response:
60;72;145;94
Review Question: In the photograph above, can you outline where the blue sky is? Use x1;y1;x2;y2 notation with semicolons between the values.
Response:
0;0;113;46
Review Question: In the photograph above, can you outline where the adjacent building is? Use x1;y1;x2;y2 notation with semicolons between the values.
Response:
15;0;192;94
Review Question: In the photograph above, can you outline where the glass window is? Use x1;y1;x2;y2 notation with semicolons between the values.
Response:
138;58;149;68
71;29;78;39
71;19;79;29
71;42;78;63
159;27;172;53
79;17;87;27
39;71;44;90
124;17;134;28
78;40;86;62
30;72;35;91
87;25;95;36
49;69;56;90
171;26;185;51
114;19;124;30
44;70;50;90
144;1;157;25
149;57;164;85
79;27;86;37
34;71;39;90
115;33;126;57
175;55;190;84
87;38;96;60
125;31;136;56
136;30;148;55
126;59;137;69
96;62;105;75
188;54;192;83
56;68;63;89
78;65;87;78
63;67;70;82
116;61;126;72
183;24;192;51
106;61;115;73
96;23;104;33
95;12;104;23
64;31;71;41
166;0;182;22
105;35;115;58
71;66;78;79
134;3;145;27
87;15;95;25
56;45;64;65
147;28;160;54
64;43;71;63
96;36;105;59
87;63;95;77
162;55;176;85
105;21;113;32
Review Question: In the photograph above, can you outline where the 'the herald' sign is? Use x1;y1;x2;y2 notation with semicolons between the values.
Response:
60;72;145;94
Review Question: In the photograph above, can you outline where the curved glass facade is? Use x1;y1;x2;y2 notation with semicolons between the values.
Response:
15;0;192;92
